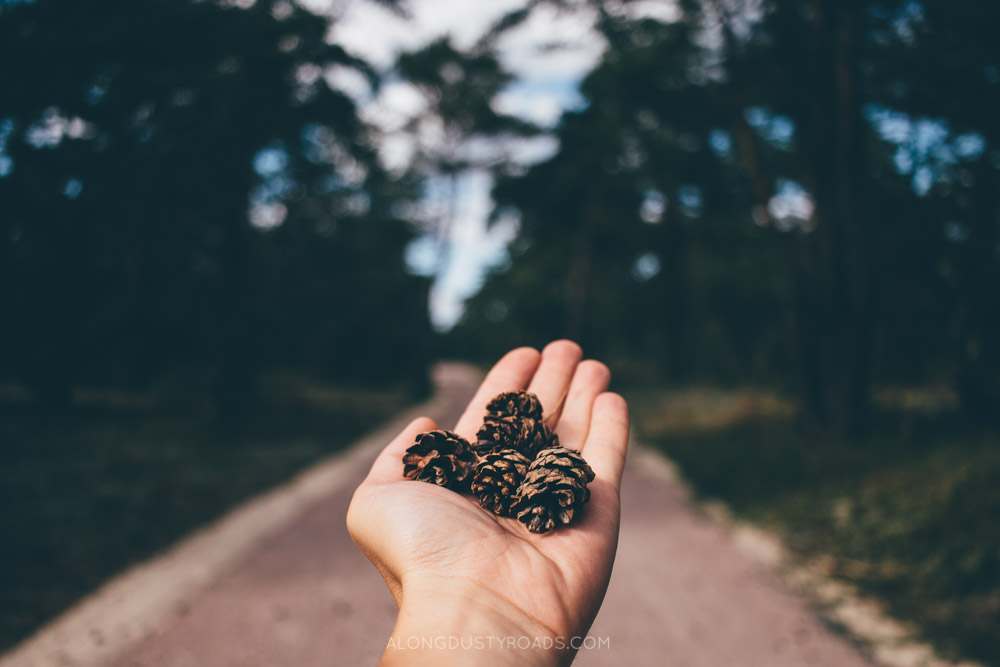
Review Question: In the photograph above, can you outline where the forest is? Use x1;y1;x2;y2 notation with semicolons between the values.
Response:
1;0;998;662
2;0;997;434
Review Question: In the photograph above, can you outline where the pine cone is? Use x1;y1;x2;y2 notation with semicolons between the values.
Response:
471;449;531;516
402;430;477;491
511;446;595;534
485;390;543;421
475;415;519;456
476;416;559;458
518;419;559;460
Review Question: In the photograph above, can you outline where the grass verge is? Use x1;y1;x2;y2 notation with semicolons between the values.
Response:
627;385;1000;666
0;375;418;653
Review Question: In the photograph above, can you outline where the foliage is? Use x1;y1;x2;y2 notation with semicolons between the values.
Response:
631;385;1000;664
0;0;432;412
0;376;414;651
452;0;999;435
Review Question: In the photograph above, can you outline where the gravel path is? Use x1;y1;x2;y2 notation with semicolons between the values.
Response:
3;363;872;667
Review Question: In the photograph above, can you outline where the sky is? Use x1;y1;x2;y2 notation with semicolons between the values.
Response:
303;0;609;329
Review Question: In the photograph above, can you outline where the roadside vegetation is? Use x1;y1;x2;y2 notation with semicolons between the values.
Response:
0;376;418;652
629;385;1000;666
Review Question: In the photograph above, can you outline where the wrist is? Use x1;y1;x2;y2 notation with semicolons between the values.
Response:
381;577;572;667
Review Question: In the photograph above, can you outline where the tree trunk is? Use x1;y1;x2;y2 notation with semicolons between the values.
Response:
214;197;257;424
660;197;690;377
798;0;873;437
955;159;1000;422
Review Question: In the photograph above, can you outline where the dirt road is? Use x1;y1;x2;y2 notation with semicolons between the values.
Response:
3;363;872;667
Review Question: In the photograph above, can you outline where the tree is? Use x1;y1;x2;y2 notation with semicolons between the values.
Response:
455;0;997;434
878;0;1000;422
459;6;795;384
0;0;432;411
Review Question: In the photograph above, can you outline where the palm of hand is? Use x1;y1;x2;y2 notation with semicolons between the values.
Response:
347;342;629;643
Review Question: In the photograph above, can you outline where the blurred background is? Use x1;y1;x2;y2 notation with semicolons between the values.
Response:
1;0;997;663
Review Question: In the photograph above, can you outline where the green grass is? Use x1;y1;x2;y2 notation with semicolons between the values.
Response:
628;385;1000;666
0;376;418;653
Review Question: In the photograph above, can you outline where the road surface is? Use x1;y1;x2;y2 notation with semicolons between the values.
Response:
3;363;872;667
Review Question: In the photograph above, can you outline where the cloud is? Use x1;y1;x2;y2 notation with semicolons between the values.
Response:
494;3;605;81
326;0;528;68
493;77;587;127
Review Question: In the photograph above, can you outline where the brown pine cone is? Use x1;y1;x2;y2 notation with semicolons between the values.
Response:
402;430;477;491
516;418;559;460
511;446;595;534
476;416;559;458
484;390;543;421
475;415;519;456
471;448;531;516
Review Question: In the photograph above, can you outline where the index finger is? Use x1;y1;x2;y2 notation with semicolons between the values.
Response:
580;392;630;489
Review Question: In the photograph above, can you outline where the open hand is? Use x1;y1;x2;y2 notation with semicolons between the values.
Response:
346;341;630;666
